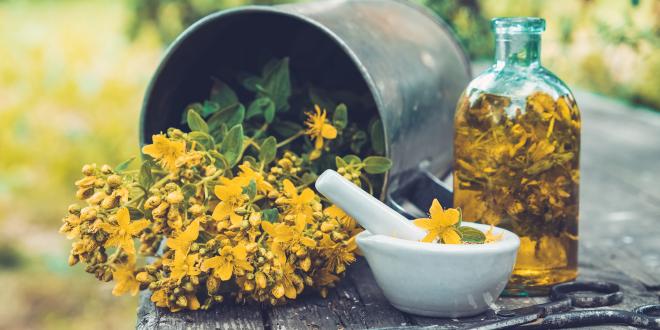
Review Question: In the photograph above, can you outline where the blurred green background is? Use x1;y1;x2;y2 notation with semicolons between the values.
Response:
0;0;657;329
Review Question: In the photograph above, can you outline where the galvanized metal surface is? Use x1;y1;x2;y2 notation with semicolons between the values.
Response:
139;0;471;214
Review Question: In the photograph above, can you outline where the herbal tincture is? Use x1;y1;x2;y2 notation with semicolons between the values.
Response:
453;17;580;294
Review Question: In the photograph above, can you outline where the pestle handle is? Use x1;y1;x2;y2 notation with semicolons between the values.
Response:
315;170;426;241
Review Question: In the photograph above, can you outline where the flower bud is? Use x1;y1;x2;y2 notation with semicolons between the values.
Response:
86;192;106;205
68;254;79;266
337;167;346;174
76;188;93;200
255;272;267;289
107;174;122;188
267;190;279;199
320;222;336;233
213;295;224;303
68;204;81;215
204;165;216;177
166;191;184;204
243;280;255;291
176;296;188;308
165;183;178;192
94;179;106;189
299;257;311;271
101;196;117;209
312;211;324;221
101;164;113;174
183;282;195;293
206;276;218;293
144;196;162;210
82;164;96;176
152;202;169;218
188;204;204;216
80;207;98;221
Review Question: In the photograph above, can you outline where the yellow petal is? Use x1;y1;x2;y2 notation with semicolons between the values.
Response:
128;219;150;235
321;124;337;139
421;230;438;243
232;245;247;260
284;282;297;299
201;256;222;271
212;203;230;221
188;295;200;310
441;228;462;244
229;212;243;226
429;199;443;222
314;136;324;149
412;218;434;230
440;208;460;227
299;188;315;203
116;207;131;228
282;179;296;196
217;262;233;281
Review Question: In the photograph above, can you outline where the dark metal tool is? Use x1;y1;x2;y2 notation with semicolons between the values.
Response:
466;281;660;329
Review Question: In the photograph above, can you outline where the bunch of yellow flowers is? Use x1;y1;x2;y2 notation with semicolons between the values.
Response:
59;58;391;312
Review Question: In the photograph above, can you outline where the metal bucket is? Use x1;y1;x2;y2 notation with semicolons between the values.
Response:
140;0;471;218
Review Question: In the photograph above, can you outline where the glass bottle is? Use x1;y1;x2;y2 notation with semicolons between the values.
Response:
453;17;580;294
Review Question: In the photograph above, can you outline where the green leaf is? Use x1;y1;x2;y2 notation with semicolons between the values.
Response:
114;157;136;173
126;206;144;220
259;136;277;165
333;103;348;129
335;156;348;168
264;105;275;123
139;161;153;189
350;130;367;154
187;109;209;133
258;57;291;111
342;154;361;165
271;120;303;137
240;74;261;92
242;179;257;200
301;172;317;185
181;103;203;124
200;101;220;118
219;125;244;167
246;97;275;120
261;208;279;223
369;118;386;155
209;78;238;109
363;156;392;174
207;104;245;131
210;123;228;144
188;131;215;150
458;226;486;244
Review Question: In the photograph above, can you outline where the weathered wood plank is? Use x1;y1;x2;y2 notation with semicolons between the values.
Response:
136;292;264;330
267;274;372;329
348;260;413;328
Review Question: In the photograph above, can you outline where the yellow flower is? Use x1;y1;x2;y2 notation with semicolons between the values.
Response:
278;262;302;299
166;219;200;254
484;225;503;243
236;162;273;193
164;250;200;281
111;262;140;296
98;207;149;256
318;235;357;273
142;134;186;172
304;105;337;151
201;244;254;281
212;178;248;226
262;221;316;263
280;179;315;225
325;205;361;237
413;199;461;244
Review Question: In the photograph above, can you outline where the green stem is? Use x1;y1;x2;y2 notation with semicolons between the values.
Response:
276;130;305;148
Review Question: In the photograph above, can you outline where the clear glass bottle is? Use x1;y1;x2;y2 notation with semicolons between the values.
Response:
453;17;580;294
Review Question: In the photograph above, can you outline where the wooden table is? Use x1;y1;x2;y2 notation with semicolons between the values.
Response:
136;91;660;329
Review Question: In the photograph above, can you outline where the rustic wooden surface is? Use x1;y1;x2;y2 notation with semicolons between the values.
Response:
136;91;660;329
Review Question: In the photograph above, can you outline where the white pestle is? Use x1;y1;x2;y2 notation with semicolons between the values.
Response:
315;169;426;241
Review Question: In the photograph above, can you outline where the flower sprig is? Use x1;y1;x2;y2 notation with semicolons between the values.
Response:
412;199;502;244
59;58;392;312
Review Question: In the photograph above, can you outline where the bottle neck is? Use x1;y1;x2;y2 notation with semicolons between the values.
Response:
494;33;541;69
